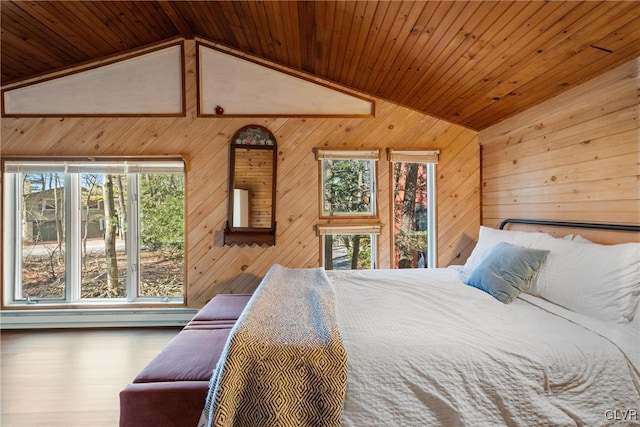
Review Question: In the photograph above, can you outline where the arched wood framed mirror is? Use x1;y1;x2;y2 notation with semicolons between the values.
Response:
223;125;277;246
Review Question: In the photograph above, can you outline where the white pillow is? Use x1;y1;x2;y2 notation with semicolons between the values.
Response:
528;237;640;324
461;226;554;281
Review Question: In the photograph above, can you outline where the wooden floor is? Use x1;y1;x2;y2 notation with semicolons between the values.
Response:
1;327;180;427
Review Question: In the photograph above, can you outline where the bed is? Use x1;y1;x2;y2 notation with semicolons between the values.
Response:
199;219;640;426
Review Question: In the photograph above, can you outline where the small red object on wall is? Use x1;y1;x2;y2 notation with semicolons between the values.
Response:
215;105;224;115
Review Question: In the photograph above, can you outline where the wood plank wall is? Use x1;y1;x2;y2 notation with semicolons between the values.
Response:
233;148;274;228
479;58;639;243
0;41;480;308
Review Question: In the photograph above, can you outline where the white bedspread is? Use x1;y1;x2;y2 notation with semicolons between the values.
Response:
328;267;640;426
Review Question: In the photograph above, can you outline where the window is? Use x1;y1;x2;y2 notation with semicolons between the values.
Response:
3;159;185;305
318;225;380;270
317;149;378;217
316;148;380;270
87;198;101;210
42;198;57;211
389;149;438;268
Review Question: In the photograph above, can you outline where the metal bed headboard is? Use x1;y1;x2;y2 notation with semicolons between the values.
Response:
499;218;640;232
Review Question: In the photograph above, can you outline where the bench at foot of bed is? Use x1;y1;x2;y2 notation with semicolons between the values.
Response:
119;294;251;427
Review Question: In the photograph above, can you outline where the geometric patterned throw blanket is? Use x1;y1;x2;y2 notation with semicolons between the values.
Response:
198;264;347;427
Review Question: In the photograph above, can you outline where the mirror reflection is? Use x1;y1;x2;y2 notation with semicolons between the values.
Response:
233;147;274;228
224;125;277;246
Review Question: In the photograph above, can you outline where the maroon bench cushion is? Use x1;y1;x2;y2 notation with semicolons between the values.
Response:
191;293;252;322
120;381;208;427
121;294;252;427
134;328;231;383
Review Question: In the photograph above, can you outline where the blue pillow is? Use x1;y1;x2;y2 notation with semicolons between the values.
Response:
466;242;550;304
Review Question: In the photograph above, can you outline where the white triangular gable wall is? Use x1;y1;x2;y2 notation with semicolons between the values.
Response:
198;45;374;116
3;44;183;116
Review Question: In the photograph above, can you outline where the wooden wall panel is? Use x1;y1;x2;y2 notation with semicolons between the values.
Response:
233;148;274;228
479;58;639;243
1;41;480;308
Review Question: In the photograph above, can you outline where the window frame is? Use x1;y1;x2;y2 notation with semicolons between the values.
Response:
317;225;380;270
2;157;186;307
315;148;381;270
316;148;380;219
388;149;438;268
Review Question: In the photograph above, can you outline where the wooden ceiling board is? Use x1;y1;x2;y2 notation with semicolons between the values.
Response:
228;1;263;58
429;1;608;125
349;0;392;89
421;1;561;119
0;4;80;78
117;0;180;41
422;1;550;109
155;2;193;39
83;2;138;46
597;15;640;53
461;2;640;127
263;1;291;67
2;2;86;62
363;1;427;94
504;2;628;86
1;0;639;130
210;1;250;49
342;1;378;85
0;31;52;82
234;1;271;60
167;2;210;41
389;1;485;102
412;2;515;111
53;2;132;47
325;0;349;81
266;1;292;62
477;30;640;130
247;1;276;60
378;1;456;99
336;1;373;83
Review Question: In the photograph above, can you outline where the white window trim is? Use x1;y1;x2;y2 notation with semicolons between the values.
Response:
320;160;377;217
425;163;437;268
389;150;438;268
5;173;20;305
3;159;185;306
317;148;380;218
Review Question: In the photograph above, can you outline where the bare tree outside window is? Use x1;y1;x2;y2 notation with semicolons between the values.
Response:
393;162;429;268
323;234;374;270
8;161;184;304
20;172;66;299
102;174;119;296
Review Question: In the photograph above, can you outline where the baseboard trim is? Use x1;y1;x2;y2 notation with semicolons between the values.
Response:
0;308;198;329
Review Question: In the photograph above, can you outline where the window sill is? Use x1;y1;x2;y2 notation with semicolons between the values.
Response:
3;298;186;309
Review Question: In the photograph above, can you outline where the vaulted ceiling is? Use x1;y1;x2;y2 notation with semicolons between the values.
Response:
2;1;639;130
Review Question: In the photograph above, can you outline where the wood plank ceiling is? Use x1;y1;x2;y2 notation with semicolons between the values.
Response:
2;1;639;130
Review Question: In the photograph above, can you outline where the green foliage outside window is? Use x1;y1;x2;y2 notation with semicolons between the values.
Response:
322;159;373;215
346;234;372;269
139;174;184;257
